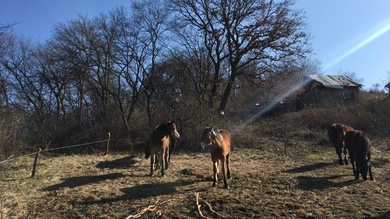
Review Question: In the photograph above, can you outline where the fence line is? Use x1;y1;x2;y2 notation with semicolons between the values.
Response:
0;139;109;165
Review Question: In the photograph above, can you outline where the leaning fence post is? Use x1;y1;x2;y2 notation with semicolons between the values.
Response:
31;147;41;178
105;132;111;155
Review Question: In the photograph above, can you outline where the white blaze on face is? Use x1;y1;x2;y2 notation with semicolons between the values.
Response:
174;129;180;138
212;129;223;141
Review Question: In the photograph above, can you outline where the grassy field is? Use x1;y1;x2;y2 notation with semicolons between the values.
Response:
1;116;390;218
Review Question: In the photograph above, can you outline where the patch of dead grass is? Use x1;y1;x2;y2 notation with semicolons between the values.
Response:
1;135;390;218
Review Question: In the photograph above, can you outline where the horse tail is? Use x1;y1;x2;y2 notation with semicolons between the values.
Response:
145;139;151;159
328;124;336;143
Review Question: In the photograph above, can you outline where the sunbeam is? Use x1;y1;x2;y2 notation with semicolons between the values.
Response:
231;18;390;135
231;77;312;135
324;18;390;71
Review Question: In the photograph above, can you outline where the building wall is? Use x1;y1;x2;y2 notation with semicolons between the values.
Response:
298;87;360;108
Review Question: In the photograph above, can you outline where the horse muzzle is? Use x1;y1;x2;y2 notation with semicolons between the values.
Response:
199;142;205;150
173;130;181;139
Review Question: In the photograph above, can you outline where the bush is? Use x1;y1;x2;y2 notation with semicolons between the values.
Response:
0;109;26;160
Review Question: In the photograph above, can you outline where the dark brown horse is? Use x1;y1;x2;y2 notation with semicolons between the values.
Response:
145;121;180;176
345;130;374;181
328;123;354;165
199;127;231;189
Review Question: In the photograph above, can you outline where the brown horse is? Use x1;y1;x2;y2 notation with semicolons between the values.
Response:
345;130;374;181
328;123;354;165
145;121;180;176
199;126;231;189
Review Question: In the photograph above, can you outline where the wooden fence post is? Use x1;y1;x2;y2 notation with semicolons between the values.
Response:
105;132;111;155
31;147;41;178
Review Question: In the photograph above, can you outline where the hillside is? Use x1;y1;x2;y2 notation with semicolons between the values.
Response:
1;109;390;218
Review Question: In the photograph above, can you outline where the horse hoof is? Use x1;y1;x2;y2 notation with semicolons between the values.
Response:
354;176;359;181
224;185;230;189
212;183;217;187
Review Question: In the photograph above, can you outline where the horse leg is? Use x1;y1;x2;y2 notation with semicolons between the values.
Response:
342;146;348;165
165;147;170;170
356;163;361;180
168;138;176;165
160;150;165;177
221;158;229;189
153;154;159;170
335;144;343;165
212;159;218;187
226;153;231;179
150;155;155;176
368;161;374;181
349;154;358;180
352;161;359;180
367;152;374;181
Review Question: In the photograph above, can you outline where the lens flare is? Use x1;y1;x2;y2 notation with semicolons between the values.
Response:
231;77;311;135
325;18;390;71
231;18;390;135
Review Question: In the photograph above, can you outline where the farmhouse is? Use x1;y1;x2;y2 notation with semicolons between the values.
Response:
386;82;390;95
298;75;362;108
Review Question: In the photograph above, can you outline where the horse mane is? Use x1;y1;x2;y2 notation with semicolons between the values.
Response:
153;121;175;136
211;127;223;141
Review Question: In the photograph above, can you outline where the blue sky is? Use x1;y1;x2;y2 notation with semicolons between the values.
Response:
295;0;390;90
1;0;390;90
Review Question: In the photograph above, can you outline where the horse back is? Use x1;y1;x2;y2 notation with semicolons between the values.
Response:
215;129;231;156
345;130;371;160
328;123;353;145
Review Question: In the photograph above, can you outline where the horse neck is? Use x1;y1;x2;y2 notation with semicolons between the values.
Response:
153;125;170;139
211;135;222;145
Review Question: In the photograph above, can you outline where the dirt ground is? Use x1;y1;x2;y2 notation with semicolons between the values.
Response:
1;131;389;219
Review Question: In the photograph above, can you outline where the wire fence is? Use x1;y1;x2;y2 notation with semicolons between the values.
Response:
0;133;115;177
0;139;109;165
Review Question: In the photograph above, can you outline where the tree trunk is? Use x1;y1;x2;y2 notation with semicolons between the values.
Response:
209;65;220;109
217;70;237;115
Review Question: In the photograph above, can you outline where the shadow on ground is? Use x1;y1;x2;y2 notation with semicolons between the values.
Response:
96;155;138;169
42;173;125;191
284;162;335;173
364;211;390;219
86;180;195;204
296;175;356;191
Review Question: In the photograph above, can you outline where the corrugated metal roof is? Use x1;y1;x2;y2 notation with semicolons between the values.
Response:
305;75;362;89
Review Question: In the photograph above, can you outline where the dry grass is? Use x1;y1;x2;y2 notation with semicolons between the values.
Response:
1;132;390;219
1;106;390;218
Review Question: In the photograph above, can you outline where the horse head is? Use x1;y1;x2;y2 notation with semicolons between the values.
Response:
167;121;181;139
359;159;370;181
199;126;223;150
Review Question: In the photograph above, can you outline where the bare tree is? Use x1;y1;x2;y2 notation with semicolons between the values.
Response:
0;23;16;107
0;36;56;145
129;0;174;126
171;0;310;115
170;0;229;109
